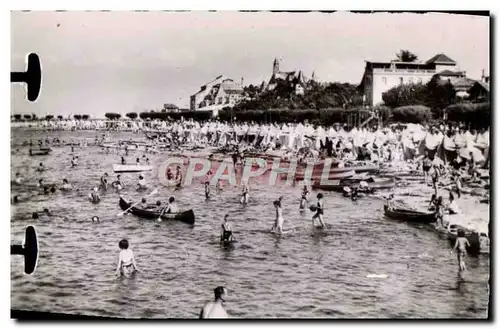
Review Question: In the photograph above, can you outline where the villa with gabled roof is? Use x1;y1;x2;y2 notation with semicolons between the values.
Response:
359;53;464;106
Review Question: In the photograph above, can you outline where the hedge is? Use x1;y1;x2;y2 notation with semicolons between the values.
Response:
391;105;432;124
445;102;490;129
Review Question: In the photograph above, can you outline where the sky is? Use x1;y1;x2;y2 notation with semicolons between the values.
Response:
11;11;489;118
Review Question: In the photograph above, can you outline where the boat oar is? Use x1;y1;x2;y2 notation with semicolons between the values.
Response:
117;189;158;217
157;206;167;222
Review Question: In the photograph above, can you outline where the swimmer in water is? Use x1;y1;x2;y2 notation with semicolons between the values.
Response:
240;182;249;204
112;175;123;191
137;175;147;191
204;181;211;199
175;165;183;184
216;179;222;193
271;197;285;234
71;156;78;167
166;168;174;180
116;239;139;277
451;229;470;272
220;214;233;243
61;179;73;191
100;173;109;191
91;216;100;223
136;157;140;165
199;286;229;319
14;173;22;185
312;193;326;229
37;163;45;172
89;187;100;204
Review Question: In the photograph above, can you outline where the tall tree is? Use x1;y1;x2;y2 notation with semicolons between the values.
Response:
396;50;418;62
126;112;138;120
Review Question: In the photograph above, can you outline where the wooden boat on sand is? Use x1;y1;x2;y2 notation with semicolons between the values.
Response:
383;204;437;224
113;164;153;173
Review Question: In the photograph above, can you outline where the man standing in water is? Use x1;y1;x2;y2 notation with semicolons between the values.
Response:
271;196;285;234
199;286;229;319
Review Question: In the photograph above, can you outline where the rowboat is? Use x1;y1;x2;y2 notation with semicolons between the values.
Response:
119;197;195;225
29;148;51;156
383;205;437;224
113;164;153;173
316;177;395;192
295;169;355;182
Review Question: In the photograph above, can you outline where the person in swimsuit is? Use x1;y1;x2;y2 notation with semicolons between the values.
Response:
116;239;139;277
422;155;432;185
220;214;233;243
137;175;147;191
447;195;460;215
166;168;174;180
14;173;22;185
430;167;439;196
199;286;229;319
71;156;78;167
240;182;249;204
271;197;285;234
112;175;123;191
60;179;73;191
121;156;126;165
312;193;326;228
454;173;463;199
452;229;470;272
435;196;444;227
300;187;309;210
428;194;437;211
100;173;109;191
204;182;211;199
37;163;45;172
89;187;100;204
175;165;183;182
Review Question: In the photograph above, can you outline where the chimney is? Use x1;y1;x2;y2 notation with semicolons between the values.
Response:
241;77;244;86
481;69;485;82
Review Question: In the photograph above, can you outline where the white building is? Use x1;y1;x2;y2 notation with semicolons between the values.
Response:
190;75;244;114
359;53;462;107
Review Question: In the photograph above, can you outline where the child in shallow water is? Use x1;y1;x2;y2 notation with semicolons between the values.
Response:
452;230;470;272
116;239;139;277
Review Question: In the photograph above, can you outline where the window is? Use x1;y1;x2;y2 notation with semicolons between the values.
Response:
382;77;387;84
399;77;403;85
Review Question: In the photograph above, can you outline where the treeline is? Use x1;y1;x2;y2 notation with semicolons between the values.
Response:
236;81;364;111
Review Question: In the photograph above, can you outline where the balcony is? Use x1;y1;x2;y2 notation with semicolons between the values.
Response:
378;68;435;74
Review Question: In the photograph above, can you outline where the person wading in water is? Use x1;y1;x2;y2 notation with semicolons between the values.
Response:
199;286;229;319
312;193;326;229
220;214;234;243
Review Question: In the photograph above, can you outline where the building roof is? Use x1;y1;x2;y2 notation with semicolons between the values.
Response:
163;103;179;109
469;81;490;93
426;53;456;65
436;70;465;77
